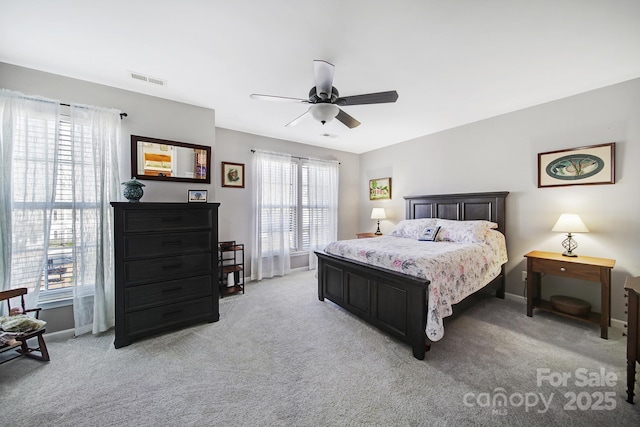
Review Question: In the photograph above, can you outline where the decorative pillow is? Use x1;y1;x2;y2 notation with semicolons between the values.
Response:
389;218;436;239
435;219;496;243
418;226;441;241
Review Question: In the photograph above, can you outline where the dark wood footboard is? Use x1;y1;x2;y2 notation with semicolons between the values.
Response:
316;250;431;359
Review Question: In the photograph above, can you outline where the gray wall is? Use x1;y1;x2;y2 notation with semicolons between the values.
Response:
359;78;640;323
1;62;359;332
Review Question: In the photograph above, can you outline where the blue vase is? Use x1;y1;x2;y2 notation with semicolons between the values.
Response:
122;178;145;202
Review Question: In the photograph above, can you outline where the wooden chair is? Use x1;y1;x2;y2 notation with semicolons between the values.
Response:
0;288;50;364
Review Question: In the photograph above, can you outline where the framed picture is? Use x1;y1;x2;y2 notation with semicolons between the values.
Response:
369;177;392;200
187;190;208;202
221;162;245;188
538;143;615;188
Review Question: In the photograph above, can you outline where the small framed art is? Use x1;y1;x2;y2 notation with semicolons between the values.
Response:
369;177;392;200
187;190;208;202
538;143;615;188
222;162;245;188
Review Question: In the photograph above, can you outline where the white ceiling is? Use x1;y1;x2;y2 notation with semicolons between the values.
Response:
1;1;639;154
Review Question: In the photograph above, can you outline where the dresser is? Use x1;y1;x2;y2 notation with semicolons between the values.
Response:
625;276;640;404
111;202;220;348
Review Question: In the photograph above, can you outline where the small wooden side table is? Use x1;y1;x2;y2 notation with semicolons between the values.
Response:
524;250;615;339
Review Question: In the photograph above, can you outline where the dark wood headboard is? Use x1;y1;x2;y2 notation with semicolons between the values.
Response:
404;192;509;237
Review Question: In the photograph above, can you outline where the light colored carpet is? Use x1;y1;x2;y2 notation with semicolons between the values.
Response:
1;269;639;426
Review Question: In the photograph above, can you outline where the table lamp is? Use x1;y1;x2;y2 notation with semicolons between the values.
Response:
552;213;589;257
371;208;386;235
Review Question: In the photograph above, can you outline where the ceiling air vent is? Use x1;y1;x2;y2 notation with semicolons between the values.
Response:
128;71;167;87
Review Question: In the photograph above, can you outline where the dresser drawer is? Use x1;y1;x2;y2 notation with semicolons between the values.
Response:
123;208;212;233
124;231;212;259
124;297;214;340
531;258;600;281
124;253;212;285
124;275;212;311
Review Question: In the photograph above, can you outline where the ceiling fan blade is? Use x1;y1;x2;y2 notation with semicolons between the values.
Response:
335;108;361;129
250;94;309;103
313;60;334;101
285;109;311;127
336;90;398;106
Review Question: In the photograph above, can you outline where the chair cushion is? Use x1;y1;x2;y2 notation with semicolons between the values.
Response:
0;314;46;333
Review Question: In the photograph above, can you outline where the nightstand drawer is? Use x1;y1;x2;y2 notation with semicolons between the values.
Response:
531;258;600;281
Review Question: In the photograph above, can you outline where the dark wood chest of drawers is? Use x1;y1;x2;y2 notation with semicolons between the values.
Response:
625;276;640;404
111;202;220;348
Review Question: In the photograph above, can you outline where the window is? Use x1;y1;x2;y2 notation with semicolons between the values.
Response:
257;157;295;255
251;150;337;279
2;90;121;333
11;117;76;300
8;110;114;302
257;155;338;255
42;119;74;296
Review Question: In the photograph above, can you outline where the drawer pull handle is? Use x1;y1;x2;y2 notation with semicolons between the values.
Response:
162;287;182;293
162;310;182;317
162;263;182;270
162;240;182;246
560;267;566;272
161;216;182;223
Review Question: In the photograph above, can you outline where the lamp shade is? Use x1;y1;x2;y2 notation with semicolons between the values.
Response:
552;213;589;233
371;208;386;220
310;103;339;124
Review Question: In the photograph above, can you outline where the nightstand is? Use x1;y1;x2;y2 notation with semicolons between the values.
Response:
524;250;615;339
356;232;381;239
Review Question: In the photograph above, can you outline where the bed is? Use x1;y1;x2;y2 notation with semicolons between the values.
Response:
315;191;508;360
143;152;173;177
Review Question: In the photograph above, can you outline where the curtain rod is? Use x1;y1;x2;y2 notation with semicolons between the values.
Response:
60;103;127;119
251;149;340;164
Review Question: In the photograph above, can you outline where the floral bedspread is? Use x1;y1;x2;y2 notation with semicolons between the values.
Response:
323;231;508;341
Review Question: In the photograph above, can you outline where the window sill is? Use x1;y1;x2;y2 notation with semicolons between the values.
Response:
290;250;309;257
38;297;73;310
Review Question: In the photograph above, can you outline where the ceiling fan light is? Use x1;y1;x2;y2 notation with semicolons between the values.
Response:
310;104;339;125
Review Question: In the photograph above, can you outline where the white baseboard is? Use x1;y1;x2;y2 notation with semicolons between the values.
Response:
45;328;75;342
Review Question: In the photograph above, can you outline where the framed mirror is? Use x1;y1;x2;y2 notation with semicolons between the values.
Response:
131;135;211;183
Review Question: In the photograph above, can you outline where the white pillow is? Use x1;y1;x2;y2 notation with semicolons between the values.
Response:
389;218;436;239
435;219;497;243
435;218;498;230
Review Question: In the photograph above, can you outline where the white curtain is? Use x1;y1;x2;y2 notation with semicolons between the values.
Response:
251;151;292;280
0;89;121;334
69;104;121;335
307;159;339;270
0;90;60;312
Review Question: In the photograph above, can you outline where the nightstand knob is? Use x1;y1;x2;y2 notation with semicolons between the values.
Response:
560;267;566;272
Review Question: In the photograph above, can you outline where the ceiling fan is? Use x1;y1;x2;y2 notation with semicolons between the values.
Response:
250;60;398;129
